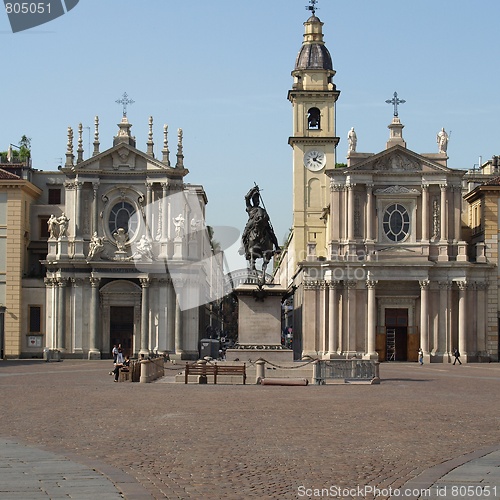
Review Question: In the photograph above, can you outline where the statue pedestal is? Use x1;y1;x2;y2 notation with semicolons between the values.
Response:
173;237;183;260
57;237;69;260
225;283;293;363
47;239;57;261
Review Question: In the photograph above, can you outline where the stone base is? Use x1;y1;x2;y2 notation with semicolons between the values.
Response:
88;349;101;360
225;348;293;364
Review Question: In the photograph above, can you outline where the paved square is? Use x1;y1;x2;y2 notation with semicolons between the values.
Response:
0;360;499;499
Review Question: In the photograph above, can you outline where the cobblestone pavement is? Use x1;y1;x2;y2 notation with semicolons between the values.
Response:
0;360;499;499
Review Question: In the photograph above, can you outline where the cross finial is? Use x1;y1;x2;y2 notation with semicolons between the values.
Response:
385;91;406;117
305;0;318;16
115;92;135;117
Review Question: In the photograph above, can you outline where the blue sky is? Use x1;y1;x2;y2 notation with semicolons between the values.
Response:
2;0;500;253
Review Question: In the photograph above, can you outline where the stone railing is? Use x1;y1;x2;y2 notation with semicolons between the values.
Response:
313;359;380;385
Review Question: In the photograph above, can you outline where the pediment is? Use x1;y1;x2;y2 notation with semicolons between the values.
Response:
64;143;179;175
347;146;452;174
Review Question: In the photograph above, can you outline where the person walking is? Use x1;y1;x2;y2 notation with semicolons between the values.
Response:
113;348;125;382
418;348;424;365
453;348;462;365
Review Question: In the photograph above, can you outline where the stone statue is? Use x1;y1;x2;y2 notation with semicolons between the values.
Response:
57;213;69;238
173;213;185;238
134;235;154;261
47;214;58;239
437;127;449;153
239;185;280;281
347;127;357;152
87;232;104;261
113;228;128;252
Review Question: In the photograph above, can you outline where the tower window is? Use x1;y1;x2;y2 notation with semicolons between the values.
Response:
307;107;320;130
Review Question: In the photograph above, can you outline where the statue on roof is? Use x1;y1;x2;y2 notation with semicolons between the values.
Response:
347;127;357;153
437;127;449;154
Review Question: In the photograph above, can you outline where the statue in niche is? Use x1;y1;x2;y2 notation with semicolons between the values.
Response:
47;214;58;239
239;185;280;282
57;213;69;238
113;228;128;251
87;232;105;261
173;213;185;238
133;235;154;261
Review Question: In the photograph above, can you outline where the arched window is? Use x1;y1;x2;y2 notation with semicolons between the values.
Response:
307;107;320;130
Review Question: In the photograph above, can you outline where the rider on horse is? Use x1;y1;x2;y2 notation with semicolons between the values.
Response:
240;185;280;277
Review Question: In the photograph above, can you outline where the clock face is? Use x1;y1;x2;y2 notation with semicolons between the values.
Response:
303;149;326;171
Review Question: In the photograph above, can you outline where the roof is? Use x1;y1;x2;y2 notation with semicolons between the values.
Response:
0;167;20;180
295;43;333;71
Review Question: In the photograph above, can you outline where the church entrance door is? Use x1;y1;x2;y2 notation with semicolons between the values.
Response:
110;306;134;358
385;308;408;361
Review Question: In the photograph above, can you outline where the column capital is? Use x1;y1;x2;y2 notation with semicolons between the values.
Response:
139;277;151;288
438;280;452;290
56;277;68;287
456;280;468;291
44;277;56;287
328;280;343;289
330;182;344;192
421;182;429;191
366;279;378;289
419;279;430;290
439;183;448;191
89;276;100;287
345;280;357;289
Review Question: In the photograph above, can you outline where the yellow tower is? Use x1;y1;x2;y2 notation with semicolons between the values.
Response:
288;10;339;262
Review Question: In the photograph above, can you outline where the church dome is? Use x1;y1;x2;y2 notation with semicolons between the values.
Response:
294;15;333;71
295;43;333;71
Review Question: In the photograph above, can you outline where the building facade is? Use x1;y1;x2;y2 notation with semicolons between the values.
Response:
275;12;498;363
4;114;223;359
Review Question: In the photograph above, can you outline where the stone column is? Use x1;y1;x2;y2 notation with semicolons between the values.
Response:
44;278;56;348
88;276;101;359
139;278;150;356
331;184;342;241
174;294;183;357
452;186;460;241
438;281;450;360
457;280;468;361
440;184;448;241
419;279;430;356
366;279;378;358
75;180;83;236
146;182;153;237
366;183;374;241
56;278;67;350
346;280;357;354
320;282;327;354
167;280;176;352
92;182;99;234
421;184;429;241
327;281;340;356
161;183;168;240
347;184;355;241
476;281;487;357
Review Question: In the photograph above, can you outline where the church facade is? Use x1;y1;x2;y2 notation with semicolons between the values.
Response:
4;112;223;359
275;11;499;363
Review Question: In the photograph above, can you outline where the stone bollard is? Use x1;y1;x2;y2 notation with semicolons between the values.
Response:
255;359;265;384
196;359;208;384
140;360;151;383
313;360;322;385
371;361;381;384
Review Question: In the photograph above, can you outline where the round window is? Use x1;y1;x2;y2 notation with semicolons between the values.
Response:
108;201;139;239
383;203;410;242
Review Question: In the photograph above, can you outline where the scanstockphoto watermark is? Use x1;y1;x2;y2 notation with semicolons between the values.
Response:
297;484;432;498
4;0;79;33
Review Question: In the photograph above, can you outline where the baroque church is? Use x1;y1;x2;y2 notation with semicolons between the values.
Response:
1;108;224;359
275;9;499;363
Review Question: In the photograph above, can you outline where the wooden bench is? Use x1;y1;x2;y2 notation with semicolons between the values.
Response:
184;362;246;385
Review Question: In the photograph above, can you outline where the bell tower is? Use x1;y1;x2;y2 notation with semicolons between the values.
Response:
288;4;339;262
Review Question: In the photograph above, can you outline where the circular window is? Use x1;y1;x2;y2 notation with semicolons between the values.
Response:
108;201;139;240
383;203;410;242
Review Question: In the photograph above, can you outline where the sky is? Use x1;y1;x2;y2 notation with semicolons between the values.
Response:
2;0;500;266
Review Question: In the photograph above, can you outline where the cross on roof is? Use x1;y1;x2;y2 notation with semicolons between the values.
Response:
385;91;406;117
115;92;135;117
306;0;318;16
